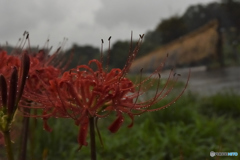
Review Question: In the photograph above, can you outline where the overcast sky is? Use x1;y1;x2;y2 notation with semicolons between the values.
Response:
0;0;217;50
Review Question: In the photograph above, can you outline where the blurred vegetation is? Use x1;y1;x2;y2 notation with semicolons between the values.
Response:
1;91;239;159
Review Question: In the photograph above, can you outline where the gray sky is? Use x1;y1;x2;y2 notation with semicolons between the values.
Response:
0;0;217;50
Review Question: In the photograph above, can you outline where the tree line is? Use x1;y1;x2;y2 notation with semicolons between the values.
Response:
3;0;240;70
63;0;240;70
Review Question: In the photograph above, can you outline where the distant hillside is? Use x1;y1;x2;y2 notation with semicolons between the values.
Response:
130;20;219;73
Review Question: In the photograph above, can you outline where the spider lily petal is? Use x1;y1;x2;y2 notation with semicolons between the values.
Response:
43;118;52;132
108;114;124;133
78;117;89;147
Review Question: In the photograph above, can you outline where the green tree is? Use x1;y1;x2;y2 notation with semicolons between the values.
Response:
155;15;188;44
107;41;131;69
64;44;99;70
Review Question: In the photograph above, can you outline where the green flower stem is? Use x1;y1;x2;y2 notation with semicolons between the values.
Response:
3;130;14;160
89;117;96;160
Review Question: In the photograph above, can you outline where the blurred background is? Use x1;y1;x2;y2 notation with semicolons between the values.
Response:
0;0;240;159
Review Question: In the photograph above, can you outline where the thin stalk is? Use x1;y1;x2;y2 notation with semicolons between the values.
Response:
18;107;30;160
30;117;37;160
89;117;96;160
3;130;14;160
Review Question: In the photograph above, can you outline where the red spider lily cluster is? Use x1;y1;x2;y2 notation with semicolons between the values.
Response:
0;33;64;147
0;49;30;159
0;50;29;119
18;35;190;148
1;33;190;149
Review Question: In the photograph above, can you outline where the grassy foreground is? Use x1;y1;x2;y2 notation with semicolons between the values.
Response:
1;91;239;160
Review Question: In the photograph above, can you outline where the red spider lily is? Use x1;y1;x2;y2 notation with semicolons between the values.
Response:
0;47;62;108
0;51;30;152
19;54;62;134
23;37;73;92
0;33;71;160
25;53;61;92
21;34;190;148
18;49;68;136
0;50;21;79
0;48;60;113
0;51;30;116
0;49;29;160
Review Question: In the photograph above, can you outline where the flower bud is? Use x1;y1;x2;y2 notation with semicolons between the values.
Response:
7;67;18;116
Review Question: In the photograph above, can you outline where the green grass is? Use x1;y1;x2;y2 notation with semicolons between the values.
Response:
199;91;240;118
1;91;239;159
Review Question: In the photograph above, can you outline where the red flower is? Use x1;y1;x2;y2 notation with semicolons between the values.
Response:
23;35;190;148
0;50;30;130
18;49;68;133
0;50;21;79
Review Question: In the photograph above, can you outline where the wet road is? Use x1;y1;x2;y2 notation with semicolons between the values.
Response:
173;66;240;96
